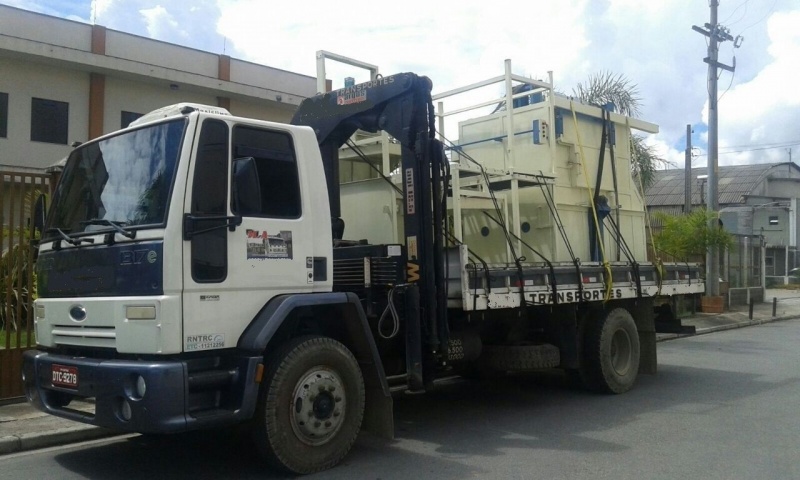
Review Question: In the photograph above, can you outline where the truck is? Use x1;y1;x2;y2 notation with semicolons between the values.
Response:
22;66;702;474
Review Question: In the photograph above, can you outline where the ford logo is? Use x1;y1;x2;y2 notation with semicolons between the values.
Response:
69;305;87;322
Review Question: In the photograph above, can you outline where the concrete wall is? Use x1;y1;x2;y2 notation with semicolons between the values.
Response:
748;165;800;197
231;59;317;100
728;287;764;306
105;31;218;78
228;98;296;124
753;206;790;245
0;6;91;51
764;178;800;199
103;77;218;133
726;196;795;246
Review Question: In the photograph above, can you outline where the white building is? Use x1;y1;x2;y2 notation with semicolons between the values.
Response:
0;4;319;173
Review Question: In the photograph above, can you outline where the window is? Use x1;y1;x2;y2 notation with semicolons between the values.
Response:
121;111;143;129
46;119;185;237
31;98;68;144
231;126;301;218
0;92;7;138
769;216;779;226
190;119;229;283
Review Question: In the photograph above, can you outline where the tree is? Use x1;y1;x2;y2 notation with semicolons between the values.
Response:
573;71;641;117
654;209;733;265
1;226;36;336
1;189;44;339
572;71;670;189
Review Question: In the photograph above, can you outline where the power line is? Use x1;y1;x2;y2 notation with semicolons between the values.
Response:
715;139;800;150
738;0;778;34
717;67;736;102
720;0;749;26
694;141;800;157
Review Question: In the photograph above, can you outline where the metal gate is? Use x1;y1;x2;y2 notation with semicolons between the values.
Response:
1;171;50;400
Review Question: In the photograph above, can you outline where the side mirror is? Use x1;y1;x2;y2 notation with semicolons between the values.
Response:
232;157;262;216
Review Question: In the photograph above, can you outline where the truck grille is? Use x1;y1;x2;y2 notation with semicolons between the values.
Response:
52;325;116;349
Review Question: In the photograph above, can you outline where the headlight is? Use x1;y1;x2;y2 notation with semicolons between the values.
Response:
126;306;156;320
135;375;147;398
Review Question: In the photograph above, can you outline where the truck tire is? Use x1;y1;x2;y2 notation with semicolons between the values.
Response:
580;307;640;394
482;344;561;371
252;335;365;474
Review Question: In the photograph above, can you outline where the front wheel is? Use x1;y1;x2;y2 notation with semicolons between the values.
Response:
252;336;365;474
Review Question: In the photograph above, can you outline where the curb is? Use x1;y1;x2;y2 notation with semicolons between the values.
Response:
657;313;800;342
0;426;119;455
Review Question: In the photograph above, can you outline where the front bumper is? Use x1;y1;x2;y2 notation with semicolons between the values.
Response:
22;350;261;434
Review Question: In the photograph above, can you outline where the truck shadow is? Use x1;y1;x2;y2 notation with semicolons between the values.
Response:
53;359;795;479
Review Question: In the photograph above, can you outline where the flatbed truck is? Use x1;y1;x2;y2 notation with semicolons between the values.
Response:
23;69;702;474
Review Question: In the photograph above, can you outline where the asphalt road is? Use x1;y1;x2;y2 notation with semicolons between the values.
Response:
2;319;799;480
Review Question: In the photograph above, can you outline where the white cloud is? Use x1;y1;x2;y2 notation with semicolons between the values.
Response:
706;9;800;166
643;134;684;169
216;0;589;93
85;0;225;53
91;0;112;21
139;5;186;39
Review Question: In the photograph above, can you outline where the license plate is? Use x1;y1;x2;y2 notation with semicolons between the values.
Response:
52;364;79;389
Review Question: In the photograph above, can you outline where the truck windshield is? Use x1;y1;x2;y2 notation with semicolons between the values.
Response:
44;119;186;240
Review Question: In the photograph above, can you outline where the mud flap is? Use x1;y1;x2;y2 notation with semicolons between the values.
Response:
363;386;394;440
638;330;657;375
631;299;657;375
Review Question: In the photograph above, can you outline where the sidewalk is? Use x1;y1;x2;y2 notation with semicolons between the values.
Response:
3;289;800;456
0;399;115;455
656;288;800;341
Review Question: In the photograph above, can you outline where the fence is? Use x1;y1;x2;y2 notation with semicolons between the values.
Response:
1;171;50;400
765;245;800;287
726;234;764;305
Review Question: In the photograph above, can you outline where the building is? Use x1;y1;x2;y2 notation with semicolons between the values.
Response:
0;4;318;173
646;162;800;287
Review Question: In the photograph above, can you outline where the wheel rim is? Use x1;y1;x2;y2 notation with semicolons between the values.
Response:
609;329;632;376
290;367;346;446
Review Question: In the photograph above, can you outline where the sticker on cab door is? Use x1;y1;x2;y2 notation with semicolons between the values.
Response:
246;229;293;259
186;334;225;351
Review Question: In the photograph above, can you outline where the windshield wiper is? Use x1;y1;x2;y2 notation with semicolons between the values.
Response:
80;218;136;239
46;228;95;247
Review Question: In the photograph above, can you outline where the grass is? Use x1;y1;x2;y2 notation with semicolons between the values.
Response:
0;329;35;349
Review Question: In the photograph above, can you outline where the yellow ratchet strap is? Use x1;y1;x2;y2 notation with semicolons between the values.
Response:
570;102;613;301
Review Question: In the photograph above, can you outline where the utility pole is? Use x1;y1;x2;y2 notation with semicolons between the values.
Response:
693;1;736;297
685;124;692;213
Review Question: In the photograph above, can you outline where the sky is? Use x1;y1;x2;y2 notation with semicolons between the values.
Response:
6;0;800;169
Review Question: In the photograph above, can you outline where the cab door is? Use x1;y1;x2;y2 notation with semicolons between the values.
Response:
181;118;316;353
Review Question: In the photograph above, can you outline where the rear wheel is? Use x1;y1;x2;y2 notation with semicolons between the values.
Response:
579;307;640;394
252;336;365;474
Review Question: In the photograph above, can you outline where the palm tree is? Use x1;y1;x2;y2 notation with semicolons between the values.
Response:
572;71;668;189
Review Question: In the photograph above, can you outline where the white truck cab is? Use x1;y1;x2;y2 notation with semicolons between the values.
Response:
33;104;332;355
24;104;377;444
